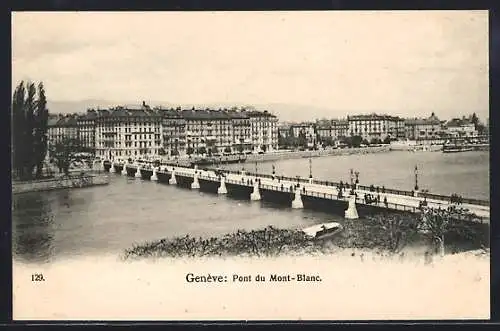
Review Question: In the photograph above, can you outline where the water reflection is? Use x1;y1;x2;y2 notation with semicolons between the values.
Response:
12;192;55;263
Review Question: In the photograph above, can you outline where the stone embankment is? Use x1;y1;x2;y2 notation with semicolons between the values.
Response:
12;173;109;194
245;146;391;163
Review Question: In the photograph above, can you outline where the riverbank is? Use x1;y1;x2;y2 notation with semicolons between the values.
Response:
244;146;391;163
13;247;489;320
12;173;109;194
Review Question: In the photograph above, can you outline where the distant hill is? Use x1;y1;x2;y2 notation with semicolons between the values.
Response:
46;99;349;122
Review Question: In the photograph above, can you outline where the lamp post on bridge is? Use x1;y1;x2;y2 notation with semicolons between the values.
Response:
308;155;313;184
414;164;419;196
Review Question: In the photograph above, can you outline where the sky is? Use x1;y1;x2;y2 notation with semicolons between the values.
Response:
12;11;489;122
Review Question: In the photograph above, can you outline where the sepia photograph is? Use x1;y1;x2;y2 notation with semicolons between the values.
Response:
11;10;490;320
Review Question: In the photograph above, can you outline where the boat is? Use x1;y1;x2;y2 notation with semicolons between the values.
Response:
442;144;474;153
302;222;343;240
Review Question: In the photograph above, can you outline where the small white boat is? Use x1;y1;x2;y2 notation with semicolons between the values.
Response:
302;222;343;240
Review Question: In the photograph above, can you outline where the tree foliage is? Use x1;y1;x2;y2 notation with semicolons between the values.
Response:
51;137;86;175
12;81;49;180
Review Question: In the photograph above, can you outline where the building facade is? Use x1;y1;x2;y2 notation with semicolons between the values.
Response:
47;105;280;158
246;110;278;152
404;113;444;140
94;104;163;159
445;118;478;138
316;119;349;143
157;108;186;156
47;114;79;157
290;123;317;147
227;110;252;153
77;110;97;152
347;114;405;142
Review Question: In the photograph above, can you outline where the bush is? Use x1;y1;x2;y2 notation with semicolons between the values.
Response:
123;226;318;259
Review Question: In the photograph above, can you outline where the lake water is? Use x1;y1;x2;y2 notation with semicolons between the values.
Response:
12;150;489;264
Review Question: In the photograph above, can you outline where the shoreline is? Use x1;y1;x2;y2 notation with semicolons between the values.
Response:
12;173;109;194
244;146;392;163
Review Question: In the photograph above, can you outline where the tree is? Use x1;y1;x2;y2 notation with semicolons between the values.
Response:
419;206;476;257
471;112;479;127
237;144;244;154
158;148;166;156
52;137;85;175
298;130;307;148
351;135;362;148
170;149;179;156
12;80;49;180
224;146;232;154
369;213;420;252
383;136;392;144
261;145;267;152
197;146;207;155
12;82;26;179
370;137;381;145
278;132;287;148
186;147;194;155
33;82;49;178
420;207;448;257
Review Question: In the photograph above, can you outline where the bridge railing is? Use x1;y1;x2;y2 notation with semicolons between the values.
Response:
419;192;490;206
159;165;490;208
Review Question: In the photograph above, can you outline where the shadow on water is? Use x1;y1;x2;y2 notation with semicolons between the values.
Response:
12;192;60;264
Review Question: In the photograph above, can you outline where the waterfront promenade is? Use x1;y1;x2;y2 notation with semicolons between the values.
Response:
111;161;489;222
12;173;109;195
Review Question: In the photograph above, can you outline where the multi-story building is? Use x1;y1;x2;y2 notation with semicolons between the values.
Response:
246;110;278;152
156;107;186;156
404;113;443;140
277;123;291;138
347;114;405;142
47;105;280;158
445;118;478;138
77;109;97;153
316;119;349;143
290;122;317;147
47;114;79;156
182;109;232;155
94;103;163;159
227;110;252;153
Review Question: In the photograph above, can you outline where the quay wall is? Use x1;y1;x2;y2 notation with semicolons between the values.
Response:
12;174;109;195
244;146;391;163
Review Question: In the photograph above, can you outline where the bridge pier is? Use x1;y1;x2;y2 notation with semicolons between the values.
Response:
110;163;116;173
121;164;128;175
292;187;304;209
135;165;141;178
191;171;200;189
345;195;359;219
169;169;177;185
250;181;261;201
151;167;158;181
217;176;227;194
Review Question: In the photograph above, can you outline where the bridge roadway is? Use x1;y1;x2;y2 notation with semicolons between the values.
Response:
152;164;490;222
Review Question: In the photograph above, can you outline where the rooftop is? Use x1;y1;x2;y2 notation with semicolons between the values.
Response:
50;105;277;123
347;113;404;121
447;118;474;128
